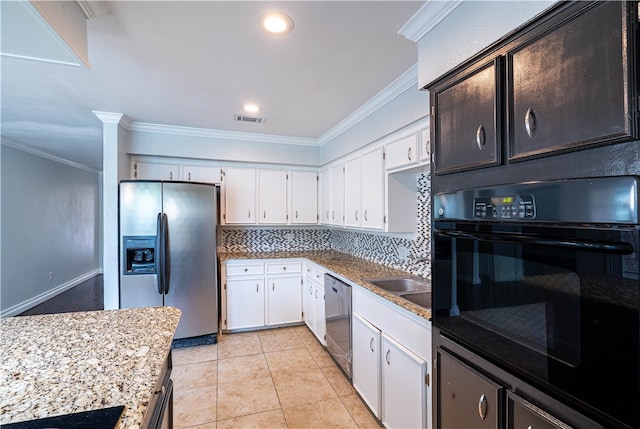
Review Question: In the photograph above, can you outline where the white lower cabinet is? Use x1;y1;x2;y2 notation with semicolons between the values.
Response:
226;277;265;330
353;313;381;416
303;262;326;345
267;275;302;326
381;333;428;429
223;260;302;331
353;287;431;429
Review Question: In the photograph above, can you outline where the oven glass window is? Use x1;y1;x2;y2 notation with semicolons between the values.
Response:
433;222;639;428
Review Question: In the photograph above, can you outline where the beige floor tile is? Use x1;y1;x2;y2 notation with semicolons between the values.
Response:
307;344;336;368
283;397;359;429
272;367;337;408
174;385;217;428
264;347;318;377
185;423;217;429
217;409;287;429
173;360;218;391
258;328;306;353
293;325;319;346
321;365;356;396
173;344;218;365
340;394;383;429
217;332;263;359
218;354;270;384
217;377;281;420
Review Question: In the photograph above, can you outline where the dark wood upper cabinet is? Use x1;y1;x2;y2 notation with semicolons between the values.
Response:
432;58;502;175
428;1;638;175
507;1;634;161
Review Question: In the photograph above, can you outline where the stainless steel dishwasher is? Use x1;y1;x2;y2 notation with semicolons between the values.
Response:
324;274;352;379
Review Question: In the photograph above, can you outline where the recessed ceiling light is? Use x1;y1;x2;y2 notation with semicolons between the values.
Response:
258;12;294;35
243;103;261;113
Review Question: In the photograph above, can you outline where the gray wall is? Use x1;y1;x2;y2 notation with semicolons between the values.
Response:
1;144;100;315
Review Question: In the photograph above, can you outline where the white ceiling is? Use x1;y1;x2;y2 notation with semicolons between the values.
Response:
1;1;424;170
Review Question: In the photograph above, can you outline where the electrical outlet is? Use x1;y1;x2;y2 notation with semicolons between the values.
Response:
398;246;408;259
48;272;54;281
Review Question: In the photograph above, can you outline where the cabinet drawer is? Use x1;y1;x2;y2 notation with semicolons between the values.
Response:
507;392;570;429
386;134;418;170
438;349;503;429
226;262;264;276
267;261;301;274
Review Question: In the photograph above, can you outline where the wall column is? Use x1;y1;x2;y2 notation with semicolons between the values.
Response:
94;112;130;309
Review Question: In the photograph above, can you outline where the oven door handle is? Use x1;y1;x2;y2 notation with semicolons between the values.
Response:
435;230;634;255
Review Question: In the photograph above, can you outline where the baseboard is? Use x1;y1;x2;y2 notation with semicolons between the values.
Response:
1;270;102;317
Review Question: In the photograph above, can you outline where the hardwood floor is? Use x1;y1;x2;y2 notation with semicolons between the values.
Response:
19;275;104;316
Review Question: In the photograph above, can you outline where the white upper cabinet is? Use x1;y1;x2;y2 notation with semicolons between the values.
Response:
182;165;222;184
344;157;362;228
132;160;180;181
330;164;344;226
223;167;256;224
319;168;332;225
258;169;288;224
419;127;431;164
361;147;384;229
386;133;418;171
289;170;318;224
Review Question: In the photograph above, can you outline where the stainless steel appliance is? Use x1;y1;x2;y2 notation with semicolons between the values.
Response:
119;181;218;340
433;176;639;428
325;274;352;378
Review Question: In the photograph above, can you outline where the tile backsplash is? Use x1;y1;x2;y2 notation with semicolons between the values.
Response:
219;172;432;277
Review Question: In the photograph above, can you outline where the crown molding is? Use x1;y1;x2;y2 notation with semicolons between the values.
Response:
76;1;109;20
398;0;463;43
1;138;99;173
127;122;318;147
92;112;131;129
317;63;418;146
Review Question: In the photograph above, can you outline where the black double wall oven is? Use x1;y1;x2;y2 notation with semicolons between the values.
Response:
432;176;640;428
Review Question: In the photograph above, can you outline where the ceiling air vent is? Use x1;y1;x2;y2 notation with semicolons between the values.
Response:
234;114;266;124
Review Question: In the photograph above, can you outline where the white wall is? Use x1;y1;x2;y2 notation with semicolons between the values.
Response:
1;144;100;315
417;1;554;88
126;130;320;167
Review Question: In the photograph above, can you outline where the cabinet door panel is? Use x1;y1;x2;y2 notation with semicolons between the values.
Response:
290;171;318;224
433;58;501;174
352;314;381;418
182;165;221;184
313;284;326;345
133;161;179;181
361;148;384;229
437;349;502;429
258;170;287;224
319;169;332;225
382;333;427;429
344;158;362;228
330;165;344;226
509;1;633;161
266;276;302;325
226;278;264;330
224;168;256;224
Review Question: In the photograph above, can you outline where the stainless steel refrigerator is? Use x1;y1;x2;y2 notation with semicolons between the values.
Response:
119;180;218;340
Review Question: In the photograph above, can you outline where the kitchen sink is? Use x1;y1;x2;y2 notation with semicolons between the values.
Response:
397;291;431;309
365;277;430;294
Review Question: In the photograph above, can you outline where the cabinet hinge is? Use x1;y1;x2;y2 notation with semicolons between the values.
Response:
637;2;640;22
425;374;430;386
224;318;227;326
382;151;386;160
316;174;319;181
223;213;226;220
224;283;226;290
431;105;436;116
286;173;289;180
324;334;326;340
384;215;387;224
301;311;304;318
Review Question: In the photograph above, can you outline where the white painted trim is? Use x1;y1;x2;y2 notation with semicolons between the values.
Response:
1;138;100;173
76;1;110;20
127;122;318;147
92;111;131;128
0;269;102;317
318;64;419;146
397;0;463;43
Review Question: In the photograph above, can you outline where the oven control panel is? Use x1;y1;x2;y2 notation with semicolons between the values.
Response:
474;194;535;219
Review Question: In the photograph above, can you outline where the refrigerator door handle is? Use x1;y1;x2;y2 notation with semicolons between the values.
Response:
162;213;171;294
156;213;164;295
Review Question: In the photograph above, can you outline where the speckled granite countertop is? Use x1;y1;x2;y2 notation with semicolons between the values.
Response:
219;250;432;321
0;306;181;429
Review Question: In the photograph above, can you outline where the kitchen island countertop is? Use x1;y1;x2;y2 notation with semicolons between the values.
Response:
219;250;432;321
0;306;181;428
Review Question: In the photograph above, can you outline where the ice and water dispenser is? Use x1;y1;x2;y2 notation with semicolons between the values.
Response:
123;236;157;274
